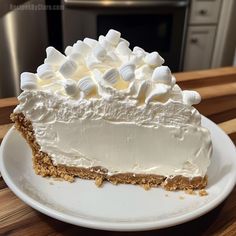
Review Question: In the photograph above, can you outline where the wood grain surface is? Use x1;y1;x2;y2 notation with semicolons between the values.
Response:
0;67;236;236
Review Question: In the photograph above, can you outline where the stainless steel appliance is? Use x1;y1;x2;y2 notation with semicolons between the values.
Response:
0;0;48;98
62;0;189;72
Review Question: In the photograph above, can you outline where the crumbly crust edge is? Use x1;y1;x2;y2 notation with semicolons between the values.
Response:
10;112;207;190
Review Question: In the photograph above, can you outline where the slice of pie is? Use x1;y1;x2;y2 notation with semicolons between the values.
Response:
11;29;212;190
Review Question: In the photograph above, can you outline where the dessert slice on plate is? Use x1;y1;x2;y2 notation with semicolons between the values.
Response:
11;29;212;190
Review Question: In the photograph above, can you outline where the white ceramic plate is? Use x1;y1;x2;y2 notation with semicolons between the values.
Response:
1;116;236;231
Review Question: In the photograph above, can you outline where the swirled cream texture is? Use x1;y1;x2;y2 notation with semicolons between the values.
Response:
15;29;212;177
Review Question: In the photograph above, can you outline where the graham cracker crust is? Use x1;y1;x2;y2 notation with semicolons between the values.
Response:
10;112;207;190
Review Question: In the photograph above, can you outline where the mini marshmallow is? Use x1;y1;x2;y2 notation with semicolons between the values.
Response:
59;59;77;78
119;37;130;47
84;38;98;48
98;35;113;51
92;69;103;83
145;84;170;104
103;68;119;84
45;47;66;65
129;54;143;67
107;51;120;62
93;44;107;60
37;63;55;80
171;75;176;86
65;46;73;56
144;52;164;67
20;72;38;90
86;55;101;70
68;52;84;65
115;41;132;56
105;29;121;46
63;79;78;96
73;40;91;56
133;46;146;57
78;76;96;95
152;66;172;85
119;63;135;81
182;90;201;106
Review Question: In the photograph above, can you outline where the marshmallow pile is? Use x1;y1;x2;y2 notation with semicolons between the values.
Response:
20;29;201;106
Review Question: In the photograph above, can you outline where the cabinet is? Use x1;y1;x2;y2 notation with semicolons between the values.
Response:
190;0;221;24
183;0;221;71
184;26;216;71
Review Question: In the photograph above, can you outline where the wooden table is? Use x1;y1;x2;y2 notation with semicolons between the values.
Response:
1;67;236;235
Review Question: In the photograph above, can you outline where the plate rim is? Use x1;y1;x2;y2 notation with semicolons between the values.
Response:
1;116;236;231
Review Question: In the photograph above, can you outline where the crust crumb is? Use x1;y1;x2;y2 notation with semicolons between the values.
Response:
199;189;208;196
179;196;184;200
141;178;146;184
165;194;169;197
53;177;63;181
111;180;118;185
185;189;196;195
142;184;151;191
64;174;74;182
95;177;104;187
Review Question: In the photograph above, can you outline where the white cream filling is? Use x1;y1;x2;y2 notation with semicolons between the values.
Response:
34;119;211;177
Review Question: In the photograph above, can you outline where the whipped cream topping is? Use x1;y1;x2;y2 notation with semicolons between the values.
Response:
16;89;201;127
15;29;212;178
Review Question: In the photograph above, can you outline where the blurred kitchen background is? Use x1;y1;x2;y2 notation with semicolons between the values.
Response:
0;0;235;98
